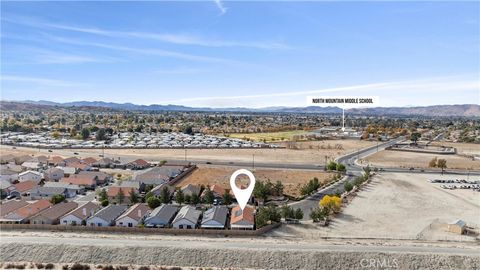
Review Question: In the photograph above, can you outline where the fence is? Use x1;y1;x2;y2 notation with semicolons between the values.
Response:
0;222;280;236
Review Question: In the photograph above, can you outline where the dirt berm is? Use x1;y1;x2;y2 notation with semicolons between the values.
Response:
1;243;479;269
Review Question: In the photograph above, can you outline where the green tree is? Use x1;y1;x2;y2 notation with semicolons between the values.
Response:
98;189;108;202
344;181;353;192
336;163;346;172
294;208;304;220
146;196;161;209
81;128;90;140
184;194;192;204
326;161;337;171
203;185;215;204
273;181;284;196
429;157;438;168
183;125;194;135
50;194;65;204
159;187;171;204
437;159;447;175
191;193;200;205
116;189;125;204
101;200;109;207
410;132;421;144
253;180;269;201
129;189;139;204
175;188;184;205
222;190;233;205
95;128;107;141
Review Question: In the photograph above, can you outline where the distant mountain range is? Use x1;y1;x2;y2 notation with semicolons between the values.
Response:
1;100;479;117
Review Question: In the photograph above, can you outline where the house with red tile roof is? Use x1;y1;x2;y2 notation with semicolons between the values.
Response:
60;174;97;189
1;199;52;223
230;205;255;230
107;186;137;204
12;180;38;197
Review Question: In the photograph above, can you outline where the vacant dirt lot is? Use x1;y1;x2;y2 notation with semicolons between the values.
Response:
363;150;480;170
0;139;375;165
177;165;334;197
272;173;480;240
429;142;480;156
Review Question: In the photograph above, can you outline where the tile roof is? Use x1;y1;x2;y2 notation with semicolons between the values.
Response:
172;205;201;224
32;201;78;221
14;180;37;193
107;186;136;198
89;204;127;222
60;174;96;186
230;205;254;225
5;199;52;220
0;200;29;217
65;201;100;219
116;203;150;222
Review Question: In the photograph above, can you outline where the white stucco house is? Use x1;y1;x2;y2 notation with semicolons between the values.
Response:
18;170;42;184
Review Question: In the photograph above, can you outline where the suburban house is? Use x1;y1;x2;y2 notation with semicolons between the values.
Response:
0;180;14;198
201;206;228;229
18;171;43;184
48;156;65;166
118;180;142;191
181;184;201;197
107;186;137;204
150;183;175;197
66;162;91;171
115;203;150;227
1;199;52;223
60;174;97;189
0;168;19;182
201;184;227;200
144;204;178;228
44;167;64;182
0;200;29;218
60;201;100;225
126;159;150;170
30;186;73;199
11;180;38;197
57;166;76;176
82;157;98;166
30;202;78;225
134;166;184;186
63;157;81;165
230;206;255;230
92;158;115;168
78;171;112;185
43;182;85;196
171;205;201;229
21;161;43;171
86;205;128;227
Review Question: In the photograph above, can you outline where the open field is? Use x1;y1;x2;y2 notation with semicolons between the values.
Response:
272;173;480;241
0;139;376;165
430;142;480;156
228;130;311;142
362;150;480;170
177;165;334;197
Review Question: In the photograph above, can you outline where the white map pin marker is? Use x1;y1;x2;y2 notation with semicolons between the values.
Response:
230;169;256;211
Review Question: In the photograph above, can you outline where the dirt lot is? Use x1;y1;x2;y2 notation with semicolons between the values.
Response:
363;149;480;170
228;130;310;142
177;165;334;197
272;173;480;240
0;139;375;165
429;142;480;156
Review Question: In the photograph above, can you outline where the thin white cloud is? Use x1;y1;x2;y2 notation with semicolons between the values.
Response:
1;75;82;87
3;14;288;50
163;76;479;108
45;35;244;64
214;0;227;15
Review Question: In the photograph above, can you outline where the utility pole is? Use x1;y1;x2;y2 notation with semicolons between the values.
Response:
184;148;187;161
252;154;255;170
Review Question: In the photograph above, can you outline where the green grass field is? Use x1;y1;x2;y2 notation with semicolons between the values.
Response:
228;130;310;142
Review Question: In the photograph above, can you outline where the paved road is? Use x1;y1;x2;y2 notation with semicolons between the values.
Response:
289;137;480;219
1;234;478;255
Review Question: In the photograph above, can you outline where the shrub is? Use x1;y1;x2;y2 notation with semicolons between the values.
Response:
36;263;45;269
344;181;353;192
45;264;55;270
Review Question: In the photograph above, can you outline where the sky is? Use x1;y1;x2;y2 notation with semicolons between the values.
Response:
1;1;479;108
